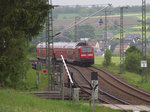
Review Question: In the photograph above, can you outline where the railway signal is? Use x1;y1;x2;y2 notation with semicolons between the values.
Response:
32;63;37;70
42;69;47;74
91;72;98;100
99;18;103;25
91;72;98;112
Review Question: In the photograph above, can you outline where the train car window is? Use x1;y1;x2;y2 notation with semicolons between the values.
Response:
81;48;93;53
87;48;93;52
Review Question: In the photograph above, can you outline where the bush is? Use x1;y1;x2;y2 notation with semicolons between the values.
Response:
125;46;142;73
103;49;112;67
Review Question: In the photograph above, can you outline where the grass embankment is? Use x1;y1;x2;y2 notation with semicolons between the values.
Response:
94;56;150;92
0;89;122;112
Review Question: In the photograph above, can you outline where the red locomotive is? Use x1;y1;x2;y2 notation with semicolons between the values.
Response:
36;41;94;66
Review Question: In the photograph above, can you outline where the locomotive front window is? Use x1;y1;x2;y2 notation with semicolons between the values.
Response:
81;48;93;53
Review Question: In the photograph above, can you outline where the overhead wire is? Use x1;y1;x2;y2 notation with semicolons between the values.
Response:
53;4;112;37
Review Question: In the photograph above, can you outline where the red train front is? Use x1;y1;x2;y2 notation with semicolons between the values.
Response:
36;41;94;66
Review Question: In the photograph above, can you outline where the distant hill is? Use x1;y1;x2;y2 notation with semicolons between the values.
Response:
54;15;138;32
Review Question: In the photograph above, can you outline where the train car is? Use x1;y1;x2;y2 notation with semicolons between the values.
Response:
36;41;94;66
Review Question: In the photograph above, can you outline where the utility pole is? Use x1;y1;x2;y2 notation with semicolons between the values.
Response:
74;17;80;42
104;10;111;51
141;0;147;82
104;9;108;51
46;0;54;90
119;7;128;74
142;0;147;59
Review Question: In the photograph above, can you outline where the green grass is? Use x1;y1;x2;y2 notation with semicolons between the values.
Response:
27;55;36;60
124;12;150;19
25;65;37;91
25;63;48;91
94;56;150;92
0;89;122;112
95;56;120;65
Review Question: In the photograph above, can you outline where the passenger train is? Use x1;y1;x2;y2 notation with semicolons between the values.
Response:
36;41;94;66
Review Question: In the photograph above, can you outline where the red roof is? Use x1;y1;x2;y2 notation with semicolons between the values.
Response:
87;41;97;46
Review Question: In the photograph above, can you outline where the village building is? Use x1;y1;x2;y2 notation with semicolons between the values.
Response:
113;43;130;54
87;41;101;56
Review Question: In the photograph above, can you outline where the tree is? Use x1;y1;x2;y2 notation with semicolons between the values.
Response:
147;18;150;31
103;49;112;67
113;20;119;28
77;24;95;41
125;46;142;73
0;0;52;88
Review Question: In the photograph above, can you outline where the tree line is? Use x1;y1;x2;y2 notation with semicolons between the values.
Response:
53;4;150;19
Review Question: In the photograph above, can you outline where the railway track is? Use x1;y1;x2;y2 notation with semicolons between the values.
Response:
68;64;150;105
78;65;150;105
68;64;129;105
31;90;89;100
88;66;150;105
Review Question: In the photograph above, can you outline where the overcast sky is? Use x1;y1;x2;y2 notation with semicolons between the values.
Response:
53;0;150;7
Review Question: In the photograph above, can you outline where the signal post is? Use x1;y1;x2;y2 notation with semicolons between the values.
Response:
91;72;98;112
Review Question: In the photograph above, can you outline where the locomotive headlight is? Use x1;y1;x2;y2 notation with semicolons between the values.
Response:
81;54;86;56
88;54;93;56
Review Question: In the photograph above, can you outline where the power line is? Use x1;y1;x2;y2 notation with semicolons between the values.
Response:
53;4;112;37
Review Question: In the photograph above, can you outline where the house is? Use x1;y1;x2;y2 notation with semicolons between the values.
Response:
87;41;101;55
124;33;141;44
100;33;114;39
80;38;90;41
148;36;150;42
113;43;130;54
137;42;150;53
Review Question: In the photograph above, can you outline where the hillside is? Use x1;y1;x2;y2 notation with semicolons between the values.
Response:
54;15;138;31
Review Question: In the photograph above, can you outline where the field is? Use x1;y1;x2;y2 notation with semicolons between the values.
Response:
54;12;150;41
95;56;120;65
56;12;150;20
54;12;150;30
54;13;139;31
124;12;150;19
